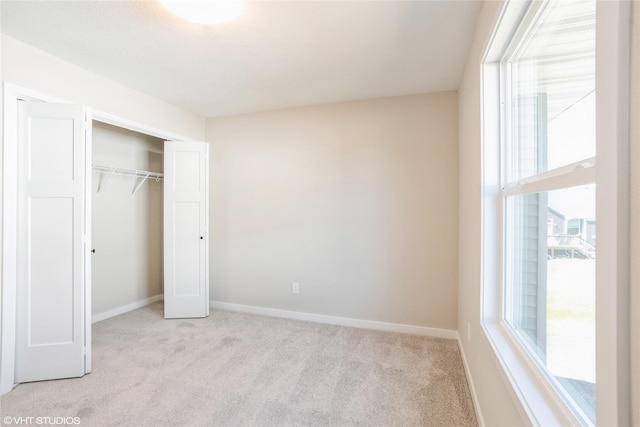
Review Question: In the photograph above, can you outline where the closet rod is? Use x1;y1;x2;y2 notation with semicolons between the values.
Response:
92;164;163;195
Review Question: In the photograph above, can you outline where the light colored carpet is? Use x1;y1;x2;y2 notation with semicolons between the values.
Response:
0;302;477;426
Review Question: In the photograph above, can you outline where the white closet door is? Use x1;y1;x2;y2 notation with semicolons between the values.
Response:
164;141;209;318
16;102;89;383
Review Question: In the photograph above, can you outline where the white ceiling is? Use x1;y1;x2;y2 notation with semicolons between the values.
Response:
1;1;482;118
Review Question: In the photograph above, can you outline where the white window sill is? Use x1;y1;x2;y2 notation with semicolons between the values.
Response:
481;321;585;426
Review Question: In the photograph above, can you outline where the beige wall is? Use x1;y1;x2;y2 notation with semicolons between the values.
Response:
91;122;164;317
630;2;640;424
457;1;527;425
206;92;459;329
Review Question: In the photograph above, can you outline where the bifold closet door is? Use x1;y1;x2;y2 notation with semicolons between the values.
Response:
15;102;90;383
164;141;209;318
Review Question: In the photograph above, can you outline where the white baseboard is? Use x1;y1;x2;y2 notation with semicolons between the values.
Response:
92;294;163;323
209;300;458;339
457;337;486;427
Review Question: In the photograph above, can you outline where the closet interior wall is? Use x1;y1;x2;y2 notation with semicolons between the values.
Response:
91;121;164;320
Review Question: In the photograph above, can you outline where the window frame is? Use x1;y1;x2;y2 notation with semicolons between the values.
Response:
479;0;631;425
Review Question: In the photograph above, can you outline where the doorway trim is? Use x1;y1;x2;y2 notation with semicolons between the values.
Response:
1;82;194;395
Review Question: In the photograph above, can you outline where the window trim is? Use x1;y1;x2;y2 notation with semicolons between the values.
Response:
480;0;631;425
593;0;631;423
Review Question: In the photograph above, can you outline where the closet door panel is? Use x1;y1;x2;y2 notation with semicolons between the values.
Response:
28;197;74;345
173;202;201;296
16;102;88;383
164;141;209;318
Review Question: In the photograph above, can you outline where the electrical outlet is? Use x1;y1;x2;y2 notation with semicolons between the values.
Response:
292;282;300;294
467;322;471;342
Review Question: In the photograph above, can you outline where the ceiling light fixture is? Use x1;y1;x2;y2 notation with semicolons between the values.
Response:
159;0;244;25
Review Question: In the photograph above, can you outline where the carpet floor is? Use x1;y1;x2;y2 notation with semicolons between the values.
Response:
0;302;477;426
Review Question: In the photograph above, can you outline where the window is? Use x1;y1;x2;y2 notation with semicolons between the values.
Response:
481;0;630;425
502;1;596;423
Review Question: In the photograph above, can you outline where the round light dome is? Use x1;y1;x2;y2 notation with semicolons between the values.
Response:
159;0;244;25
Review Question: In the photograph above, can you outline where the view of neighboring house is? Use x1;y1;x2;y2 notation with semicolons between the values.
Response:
547;207;595;259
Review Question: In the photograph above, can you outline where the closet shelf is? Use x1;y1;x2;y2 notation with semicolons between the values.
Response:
92;164;163;195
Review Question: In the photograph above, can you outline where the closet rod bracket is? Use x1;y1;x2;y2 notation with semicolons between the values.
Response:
131;172;151;196
92;164;163;196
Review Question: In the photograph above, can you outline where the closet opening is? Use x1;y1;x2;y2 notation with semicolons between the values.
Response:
91;121;165;322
